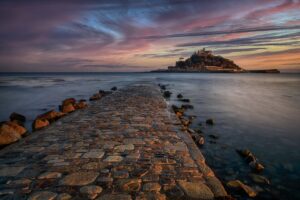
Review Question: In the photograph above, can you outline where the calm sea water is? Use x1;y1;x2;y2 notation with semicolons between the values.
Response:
0;72;299;199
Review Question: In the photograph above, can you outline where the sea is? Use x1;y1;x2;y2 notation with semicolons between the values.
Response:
0;72;299;199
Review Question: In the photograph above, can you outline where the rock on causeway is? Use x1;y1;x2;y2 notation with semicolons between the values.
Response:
0;83;227;199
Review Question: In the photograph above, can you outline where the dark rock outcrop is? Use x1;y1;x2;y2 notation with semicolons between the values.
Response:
74;99;88;109
37;110;65;122
0;124;21;145
158;48;243;72
89;93;102;101
9;112;26;125
32;119;50;131
163;91;172;98
0;121;27;145
206;118;214;125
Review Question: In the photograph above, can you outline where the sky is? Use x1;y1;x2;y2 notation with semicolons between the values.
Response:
0;0;299;72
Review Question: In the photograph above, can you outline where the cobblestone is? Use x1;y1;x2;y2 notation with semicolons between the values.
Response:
0;83;227;199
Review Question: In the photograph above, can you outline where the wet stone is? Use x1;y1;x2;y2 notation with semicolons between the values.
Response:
103;156;123;162
0;189;15;196
96;194;132;200
80;185;103;199
83;151;105;159
114;144;135;152
0;84;227;199
56;193;72;200
38;172;62;179
178;180;214;200
165;185;185;199
28;191;57;200
117;178;141;192
97;177;113;184
142;182;161;192
60;172;99;186
113;170;129;178
6;178;31;187
0;166;25;176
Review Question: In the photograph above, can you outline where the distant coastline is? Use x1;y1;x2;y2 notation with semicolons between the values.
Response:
151;48;280;73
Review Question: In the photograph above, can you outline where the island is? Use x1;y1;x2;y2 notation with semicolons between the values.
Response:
152;48;280;73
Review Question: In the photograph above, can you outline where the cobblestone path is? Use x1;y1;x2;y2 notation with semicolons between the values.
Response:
0;83;227;200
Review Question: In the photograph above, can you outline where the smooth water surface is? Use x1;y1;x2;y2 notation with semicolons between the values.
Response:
0;72;299;199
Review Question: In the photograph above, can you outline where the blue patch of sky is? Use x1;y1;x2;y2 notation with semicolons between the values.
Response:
267;10;300;25
127;8;156;28
83;12;123;40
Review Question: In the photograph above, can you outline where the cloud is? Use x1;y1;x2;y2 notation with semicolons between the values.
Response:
0;0;299;71
176;31;300;47
214;48;267;54
140;25;300;39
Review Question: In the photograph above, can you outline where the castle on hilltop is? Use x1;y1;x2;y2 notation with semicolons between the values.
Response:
166;48;244;72
194;48;212;56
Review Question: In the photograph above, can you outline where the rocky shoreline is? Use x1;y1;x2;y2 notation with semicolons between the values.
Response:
0;83;229;200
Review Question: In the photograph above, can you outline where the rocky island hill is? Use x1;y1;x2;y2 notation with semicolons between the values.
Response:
152;48;279;73
153;48;244;73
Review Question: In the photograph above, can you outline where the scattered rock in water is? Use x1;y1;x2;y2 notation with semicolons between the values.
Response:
32;119;50;131
236;149;251;158
181;104;194;109
180;118;191;127
61;103;75;114
206;118;214;125
172;105;185;117
89;93;102;101
195;129;203;134
111;86;117;91
227;180;257;197
209;134;219;139
249;161;265;172
249;174;270;185
59;98;77;113
37;110;65;122
188;115;196;120
9;112;26;125
0;123;22;145
80;185;103;199
177;93;183;99
99;90;112;96
75;99;88;109
197;136;205;146
3;121;27;136
187;128;195;134
62;98;76;107
236;149;265;172
179;98;190;103
158;84;167;90
163;91;172;98
176;112;183;118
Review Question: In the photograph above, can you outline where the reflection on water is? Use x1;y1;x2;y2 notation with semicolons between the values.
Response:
0;72;299;199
